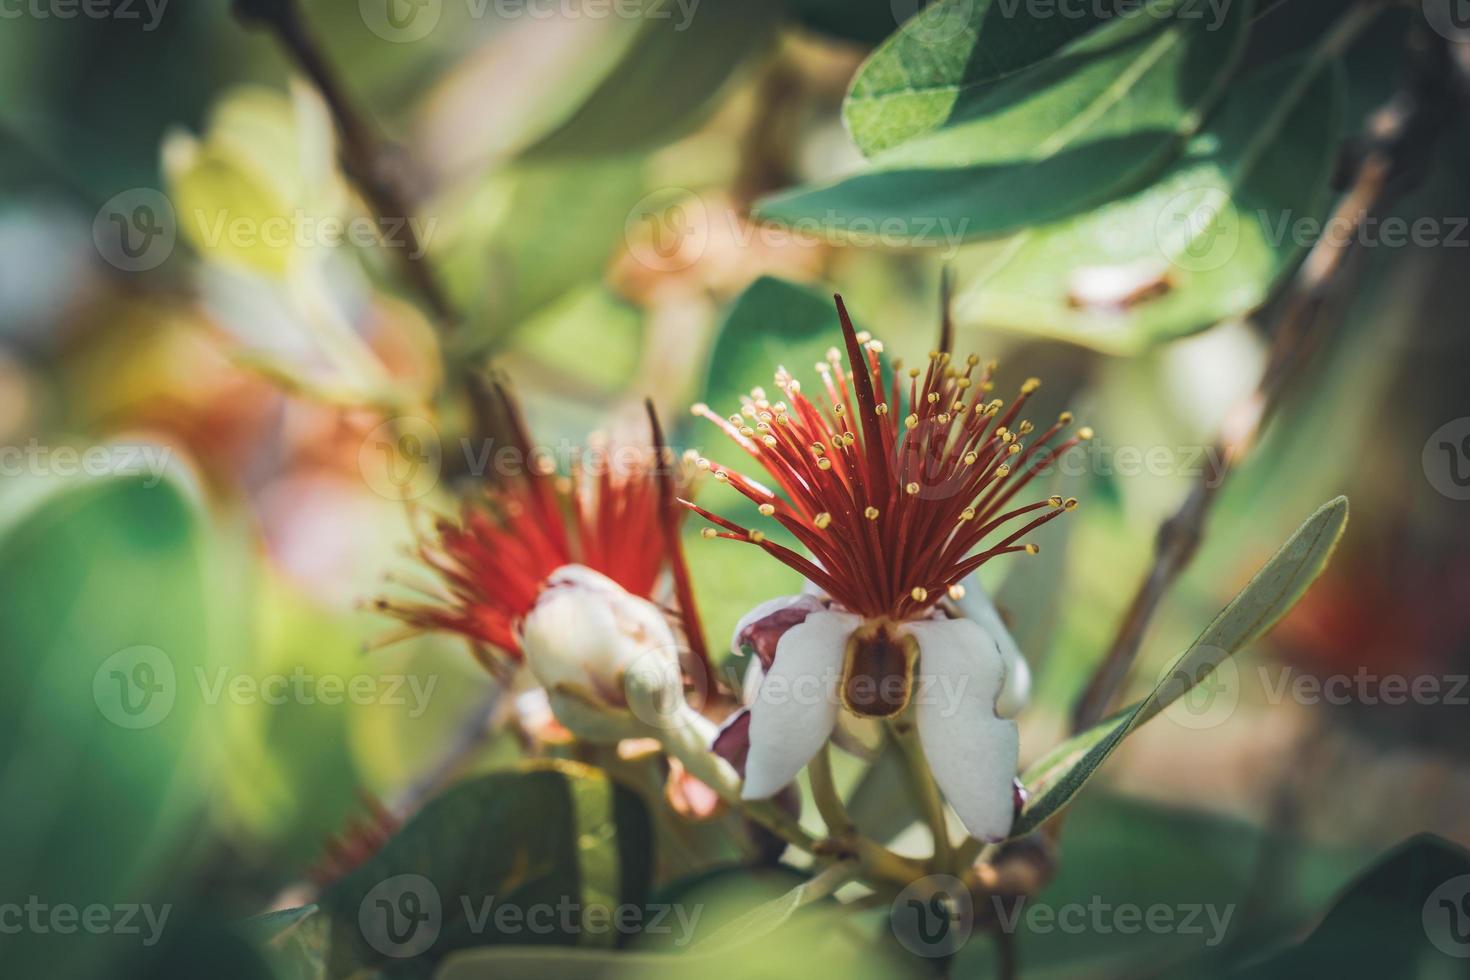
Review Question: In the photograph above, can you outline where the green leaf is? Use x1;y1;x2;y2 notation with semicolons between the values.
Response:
757;0;1250;243
435;157;644;352
317;760;653;977
1225;835;1470;978
0;471;215;978
1013;495;1349;837
519;0;778;159
955;55;1346;354
844;0;1111;156
844;737;918;845
245;905;330;980
691;276;853;464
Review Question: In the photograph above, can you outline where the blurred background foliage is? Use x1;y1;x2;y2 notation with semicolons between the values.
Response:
2;0;1470;976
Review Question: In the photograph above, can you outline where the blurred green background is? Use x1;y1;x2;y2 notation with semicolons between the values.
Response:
3;0;1470;977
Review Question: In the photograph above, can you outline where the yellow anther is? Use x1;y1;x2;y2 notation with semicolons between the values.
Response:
1019;420;1035;435
911;587;929;602
817;458;833;471
1064;497;1079;510
701;528;717;539
875;402;889;415
758;503;775;516
959;508;976;521
1078;427;1094;441
947;584;966;600
811;442;826;455
691;402;709;415
750;530;766;544
1025;543;1040;555
864;506;880;520
905;482;920;495
996;464;1011;477
814;512;832;529
762;435;778;447
714;470;729;481
1059;411;1074;424
926;392;940;404
1020;377;1041;394
1008;444;1021;455
1048;495;1064;507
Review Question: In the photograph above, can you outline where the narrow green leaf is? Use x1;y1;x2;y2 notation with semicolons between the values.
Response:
844;0;1111;156
1014;495;1349;836
519;0;777;159
757;0;1251;243
955;55;1346;354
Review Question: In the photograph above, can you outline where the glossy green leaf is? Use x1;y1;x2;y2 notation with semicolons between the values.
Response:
520;0;778;159
317;760;652;977
0;471;215;978
757;0;1250;243
1226;835;1470;978
1013;495;1349;836
955;56;1346;354
844;0;1111;156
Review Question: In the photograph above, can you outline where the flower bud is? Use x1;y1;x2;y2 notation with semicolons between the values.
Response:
518;565;681;708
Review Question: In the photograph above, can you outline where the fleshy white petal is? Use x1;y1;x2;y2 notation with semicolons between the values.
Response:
956;581;1030;718
905;617;1019;841
731;593;826;668
741;609;858;799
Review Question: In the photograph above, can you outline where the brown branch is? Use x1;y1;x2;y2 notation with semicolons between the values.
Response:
231;0;458;331
1068;17;1461;736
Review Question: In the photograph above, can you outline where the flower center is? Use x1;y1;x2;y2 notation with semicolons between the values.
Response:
841;620;918;718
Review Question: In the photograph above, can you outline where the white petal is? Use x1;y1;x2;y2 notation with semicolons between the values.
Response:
741;609;857;799
905;617;1019;841
730;593;824;658
956;582;1030;718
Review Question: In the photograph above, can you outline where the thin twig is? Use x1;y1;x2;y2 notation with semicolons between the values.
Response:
232;0;458;330
1068;14;1458;737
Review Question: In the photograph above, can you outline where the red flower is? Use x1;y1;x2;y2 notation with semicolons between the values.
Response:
375;385;701;666
685;295;1087;623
